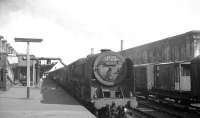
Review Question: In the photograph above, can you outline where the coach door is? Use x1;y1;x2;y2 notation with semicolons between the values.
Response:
179;62;191;91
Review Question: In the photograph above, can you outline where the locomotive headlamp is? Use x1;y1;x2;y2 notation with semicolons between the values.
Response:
124;107;128;112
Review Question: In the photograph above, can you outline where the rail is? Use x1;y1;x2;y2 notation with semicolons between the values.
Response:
135;95;200;118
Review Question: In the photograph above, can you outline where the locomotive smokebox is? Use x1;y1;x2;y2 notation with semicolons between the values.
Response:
93;51;127;86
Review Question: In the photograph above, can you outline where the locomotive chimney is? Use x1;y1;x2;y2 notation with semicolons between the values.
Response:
101;49;111;53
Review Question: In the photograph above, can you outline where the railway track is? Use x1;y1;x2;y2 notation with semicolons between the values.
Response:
132;96;200;118
133;101;186;118
131;103;183;118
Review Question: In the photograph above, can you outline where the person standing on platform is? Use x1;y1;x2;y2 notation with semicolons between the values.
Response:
39;77;43;88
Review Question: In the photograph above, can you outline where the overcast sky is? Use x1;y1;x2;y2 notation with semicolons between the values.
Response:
0;0;200;64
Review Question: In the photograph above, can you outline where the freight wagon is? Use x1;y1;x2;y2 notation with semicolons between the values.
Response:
122;31;200;104
134;61;197;103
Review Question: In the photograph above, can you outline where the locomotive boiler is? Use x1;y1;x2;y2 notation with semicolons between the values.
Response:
48;49;137;110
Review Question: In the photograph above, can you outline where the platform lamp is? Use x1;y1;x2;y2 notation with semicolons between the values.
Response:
14;38;43;99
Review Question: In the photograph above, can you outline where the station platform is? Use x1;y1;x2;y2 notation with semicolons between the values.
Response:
0;79;96;118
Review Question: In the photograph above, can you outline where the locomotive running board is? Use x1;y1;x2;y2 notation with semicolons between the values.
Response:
92;97;138;109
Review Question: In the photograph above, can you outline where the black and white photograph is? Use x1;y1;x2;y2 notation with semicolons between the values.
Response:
0;0;200;118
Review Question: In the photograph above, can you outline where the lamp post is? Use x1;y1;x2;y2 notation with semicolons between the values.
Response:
14;38;43;99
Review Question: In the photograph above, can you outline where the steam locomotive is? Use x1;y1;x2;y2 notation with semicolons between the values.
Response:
47;49;137;110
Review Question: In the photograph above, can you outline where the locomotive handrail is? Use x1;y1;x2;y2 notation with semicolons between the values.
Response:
120;87;124;98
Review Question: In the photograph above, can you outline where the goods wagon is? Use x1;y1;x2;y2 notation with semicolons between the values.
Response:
152;62;192;103
134;64;154;95
134;60;200;104
124;31;200;104
47;49;137;112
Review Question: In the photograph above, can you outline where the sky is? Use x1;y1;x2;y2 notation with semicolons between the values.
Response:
0;0;200;64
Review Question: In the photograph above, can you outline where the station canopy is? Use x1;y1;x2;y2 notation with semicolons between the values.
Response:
7;55;18;64
47;61;64;73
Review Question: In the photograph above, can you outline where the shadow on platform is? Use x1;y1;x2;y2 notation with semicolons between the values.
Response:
40;78;79;105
